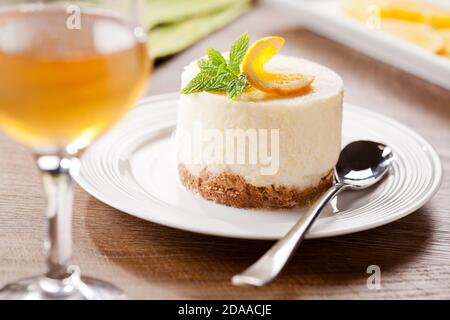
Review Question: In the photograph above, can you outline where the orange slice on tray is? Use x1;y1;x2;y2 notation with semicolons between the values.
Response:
429;13;450;29
341;0;450;28
341;0;426;23
439;29;450;52
381;20;445;53
241;36;314;96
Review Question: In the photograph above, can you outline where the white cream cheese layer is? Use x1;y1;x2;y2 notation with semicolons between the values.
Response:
177;55;344;188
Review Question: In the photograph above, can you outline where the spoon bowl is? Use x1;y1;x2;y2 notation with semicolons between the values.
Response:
336;141;394;189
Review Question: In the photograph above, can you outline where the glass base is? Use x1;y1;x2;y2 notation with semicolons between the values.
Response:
0;276;127;300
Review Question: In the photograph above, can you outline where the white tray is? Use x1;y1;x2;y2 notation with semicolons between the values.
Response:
266;0;450;90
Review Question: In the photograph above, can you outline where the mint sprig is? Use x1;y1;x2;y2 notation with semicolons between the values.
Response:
181;32;251;100
229;33;250;74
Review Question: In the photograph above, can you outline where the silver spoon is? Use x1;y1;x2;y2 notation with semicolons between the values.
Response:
232;140;394;287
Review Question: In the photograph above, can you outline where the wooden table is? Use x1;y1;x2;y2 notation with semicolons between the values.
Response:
1;3;450;299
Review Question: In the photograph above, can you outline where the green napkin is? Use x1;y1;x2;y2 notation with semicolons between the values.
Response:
146;0;252;59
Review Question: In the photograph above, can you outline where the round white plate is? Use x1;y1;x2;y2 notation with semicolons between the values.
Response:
76;93;442;240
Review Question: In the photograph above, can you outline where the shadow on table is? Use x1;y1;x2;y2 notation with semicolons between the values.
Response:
84;196;433;299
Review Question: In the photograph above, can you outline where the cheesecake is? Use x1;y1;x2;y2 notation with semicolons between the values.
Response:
176;36;343;209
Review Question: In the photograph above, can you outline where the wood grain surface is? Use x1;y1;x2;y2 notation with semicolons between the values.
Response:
1;3;449;299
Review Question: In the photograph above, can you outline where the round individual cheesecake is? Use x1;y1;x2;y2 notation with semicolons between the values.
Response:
176;55;343;209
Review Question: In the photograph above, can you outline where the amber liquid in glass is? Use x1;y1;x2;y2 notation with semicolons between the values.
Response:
0;7;149;151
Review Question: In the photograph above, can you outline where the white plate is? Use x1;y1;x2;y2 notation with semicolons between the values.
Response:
266;0;450;91
76;93;442;240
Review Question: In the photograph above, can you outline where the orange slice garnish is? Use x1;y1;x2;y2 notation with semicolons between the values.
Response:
241;36;314;96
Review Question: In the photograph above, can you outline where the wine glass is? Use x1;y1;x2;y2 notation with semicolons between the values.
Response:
0;0;151;299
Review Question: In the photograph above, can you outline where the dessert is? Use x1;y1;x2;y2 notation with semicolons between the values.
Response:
176;34;343;209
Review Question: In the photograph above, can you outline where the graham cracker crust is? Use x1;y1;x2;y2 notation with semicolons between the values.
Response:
178;164;334;209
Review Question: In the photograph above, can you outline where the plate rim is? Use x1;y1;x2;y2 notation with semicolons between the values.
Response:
76;93;443;240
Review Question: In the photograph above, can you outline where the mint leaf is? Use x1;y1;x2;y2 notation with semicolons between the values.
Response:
184;60;222;93
227;74;248;99
206;65;237;91
181;71;211;94
229;32;250;74
205;65;232;91
181;33;252;99
207;48;226;67
198;59;218;76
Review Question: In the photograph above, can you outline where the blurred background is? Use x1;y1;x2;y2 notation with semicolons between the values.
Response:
147;0;252;60
146;0;450;94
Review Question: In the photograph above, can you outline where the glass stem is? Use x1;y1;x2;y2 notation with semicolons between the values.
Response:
37;155;80;281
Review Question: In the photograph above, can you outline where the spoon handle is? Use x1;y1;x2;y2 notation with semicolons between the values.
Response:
232;182;347;287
